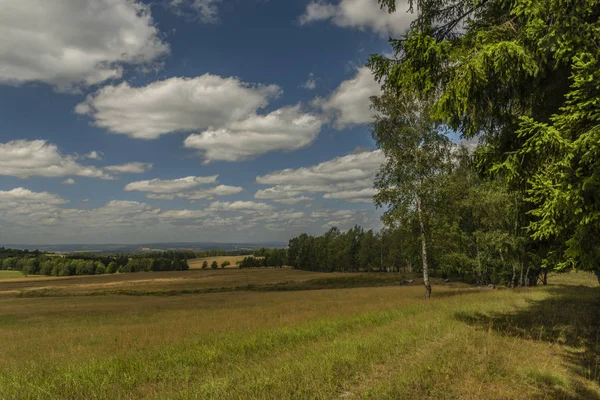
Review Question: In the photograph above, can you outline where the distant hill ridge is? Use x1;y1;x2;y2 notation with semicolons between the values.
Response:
1;242;287;254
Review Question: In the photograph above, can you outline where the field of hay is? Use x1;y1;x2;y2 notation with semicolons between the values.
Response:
188;255;250;269
0;269;598;399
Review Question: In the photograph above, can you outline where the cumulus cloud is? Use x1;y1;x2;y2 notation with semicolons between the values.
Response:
323;188;378;203
255;149;383;204
184;105;322;162
0;188;68;206
62;179;76;185
0;0;169;91
303;73;317;90
255;186;314;204
84;151;103;160
310;209;381;230
168;0;222;23
0;186;381;243
124;176;218;194
206;201;275;213
313;67;381;128
299;0;414;37
105;162;153;174
75;74;281;140
145;185;244;201
181;185;244;200
0;140;113;179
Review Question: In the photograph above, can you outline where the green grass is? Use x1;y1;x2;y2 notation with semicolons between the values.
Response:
0;270;598;399
0;270;25;279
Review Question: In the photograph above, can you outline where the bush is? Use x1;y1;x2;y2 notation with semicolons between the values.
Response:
202;261;208;269
211;261;219;269
221;261;231;269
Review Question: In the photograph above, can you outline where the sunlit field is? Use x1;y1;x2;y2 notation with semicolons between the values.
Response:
0;269;598;399
0;270;27;279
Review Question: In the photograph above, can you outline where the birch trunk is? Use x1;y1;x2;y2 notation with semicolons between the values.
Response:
416;195;431;299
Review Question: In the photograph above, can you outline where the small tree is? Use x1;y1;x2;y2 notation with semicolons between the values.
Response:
95;263;106;275
221;261;231;269
202;261;208;269
211;261;219;270
106;261;118;274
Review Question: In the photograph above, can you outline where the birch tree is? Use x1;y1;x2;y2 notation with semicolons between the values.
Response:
371;92;452;298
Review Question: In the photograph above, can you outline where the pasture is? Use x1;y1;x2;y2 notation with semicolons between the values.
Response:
0;268;598;399
0;270;33;279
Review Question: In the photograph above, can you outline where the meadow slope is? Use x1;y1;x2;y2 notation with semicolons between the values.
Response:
0;269;598;399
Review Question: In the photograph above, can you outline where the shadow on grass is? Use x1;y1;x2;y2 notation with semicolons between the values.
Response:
455;284;600;400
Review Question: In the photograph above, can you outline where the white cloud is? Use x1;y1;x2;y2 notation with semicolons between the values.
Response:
299;0;414;37
145;185;244;201
181;185;244;200
313;66;381;128
0;140;113;179
206;201;275;212
256;149;383;204
257;149;383;186
76;74;281;139
159;209;209;221
303;73;317;90
105;162;153;174
255;186;314;204
62;178;76;185
184;105;322;162
168;0;222;23
0;188;68;206
146;194;176;201
84;151;103;160
0;0;169;91
124;175;218;194
323;188;378;203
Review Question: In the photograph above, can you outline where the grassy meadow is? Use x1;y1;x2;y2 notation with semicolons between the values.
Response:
0;268;598;399
0;270;28;279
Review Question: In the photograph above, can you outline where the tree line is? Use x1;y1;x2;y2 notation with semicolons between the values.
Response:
347;0;600;298
238;249;287;268
0;250;189;277
288;148;540;287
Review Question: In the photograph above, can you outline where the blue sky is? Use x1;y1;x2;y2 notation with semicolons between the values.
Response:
0;0;417;245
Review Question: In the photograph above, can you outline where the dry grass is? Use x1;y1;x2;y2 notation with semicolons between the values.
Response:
188;255;250;269
0;270;598;399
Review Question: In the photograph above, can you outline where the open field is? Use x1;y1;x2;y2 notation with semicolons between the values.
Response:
0;269;598;399
0;270;27;279
188;255;250;269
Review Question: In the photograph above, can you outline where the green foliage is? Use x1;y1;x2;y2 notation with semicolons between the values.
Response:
211;261;219;270
369;0;600;272
238;249;287;269
106;262;118;274
221;261;231;268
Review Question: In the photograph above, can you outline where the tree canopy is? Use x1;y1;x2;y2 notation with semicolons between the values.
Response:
368;0;600;272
